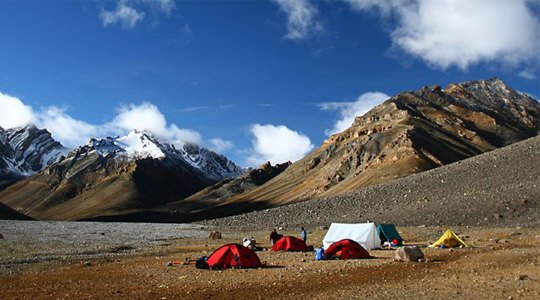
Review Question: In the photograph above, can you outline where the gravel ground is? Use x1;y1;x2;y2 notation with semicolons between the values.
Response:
200;136;540;230
0;220;208;275
1;227;539;299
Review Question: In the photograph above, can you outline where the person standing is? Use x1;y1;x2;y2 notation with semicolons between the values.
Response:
301;227;307;243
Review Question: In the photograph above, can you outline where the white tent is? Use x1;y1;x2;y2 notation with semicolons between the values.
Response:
322;223;381;250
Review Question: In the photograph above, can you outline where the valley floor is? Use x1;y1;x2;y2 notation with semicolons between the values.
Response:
0;223;539;299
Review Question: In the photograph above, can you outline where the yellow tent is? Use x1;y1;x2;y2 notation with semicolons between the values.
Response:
428;229;470;248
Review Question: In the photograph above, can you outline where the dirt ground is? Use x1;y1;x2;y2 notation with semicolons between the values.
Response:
1;227;539;299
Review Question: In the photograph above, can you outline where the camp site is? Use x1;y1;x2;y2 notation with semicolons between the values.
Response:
1;220;539;299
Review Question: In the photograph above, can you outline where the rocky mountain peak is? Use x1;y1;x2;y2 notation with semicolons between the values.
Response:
218;78;540;206
181;142;245;181
64;130;244;182
0;124;68;179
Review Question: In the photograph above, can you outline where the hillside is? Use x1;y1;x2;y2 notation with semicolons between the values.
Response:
0;203;33;220
208;78;539;208
0;130;243;220
179;161;291;206
202;135;540;229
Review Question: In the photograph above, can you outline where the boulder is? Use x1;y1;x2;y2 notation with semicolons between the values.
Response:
208;231;222;239
395;246;424;262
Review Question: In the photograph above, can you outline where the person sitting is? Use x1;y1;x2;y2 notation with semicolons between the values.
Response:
270;229;278;245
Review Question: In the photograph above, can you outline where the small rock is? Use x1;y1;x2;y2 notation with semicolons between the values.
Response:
517;274;530;281
208;231;222;239
395;246;425;262
112;245;135;252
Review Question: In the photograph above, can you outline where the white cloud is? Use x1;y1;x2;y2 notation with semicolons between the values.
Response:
272;0;323;40
166;124;202;146
518;69;537;80
0;92;208;150
99;0;175;29
106;102;202;145
110;102;168;136
143;0;175;14
177;106;209;112
247;124;314;166
37;107;100;148
344;0;540;72
100;1;145;29
209;138;234;153
320;92;389;135
0;91;35;128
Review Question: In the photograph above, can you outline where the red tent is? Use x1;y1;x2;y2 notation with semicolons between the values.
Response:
271;236;310;252
206;244;262;269
324;239;370;259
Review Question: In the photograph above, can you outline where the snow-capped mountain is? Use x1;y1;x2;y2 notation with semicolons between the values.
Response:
73;130;244;181
182;143;244;181
0;125;68;179
0;129;245;220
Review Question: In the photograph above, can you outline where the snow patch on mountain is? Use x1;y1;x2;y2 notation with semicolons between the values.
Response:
0;125;68;178
78;130;244;181
84;130;166;160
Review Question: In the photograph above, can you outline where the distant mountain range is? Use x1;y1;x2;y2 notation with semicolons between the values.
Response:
0;78;539;222
0;129;244;220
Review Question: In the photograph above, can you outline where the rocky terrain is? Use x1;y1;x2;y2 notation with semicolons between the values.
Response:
177;161;291;208
201;135;540;230
1;225;539;299
0;130;243;220
0;125;68;190
211;78;539;208
0;220;206;274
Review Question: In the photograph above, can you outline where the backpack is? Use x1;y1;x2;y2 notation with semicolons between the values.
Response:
195;256;209;269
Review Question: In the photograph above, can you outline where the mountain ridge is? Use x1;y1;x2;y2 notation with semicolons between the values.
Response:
1;78;538;222
184;78;540;211
0;130;244;220
0;125;68;189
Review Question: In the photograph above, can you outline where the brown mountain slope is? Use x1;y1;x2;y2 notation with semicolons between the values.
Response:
0;203;33;220
203;134;540;229
0;144;214;220
54;78;539;223
178;161;291;207
0;129;246;221
210;78;539;209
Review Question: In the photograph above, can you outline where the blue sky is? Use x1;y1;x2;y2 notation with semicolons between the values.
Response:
1;0;539;167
